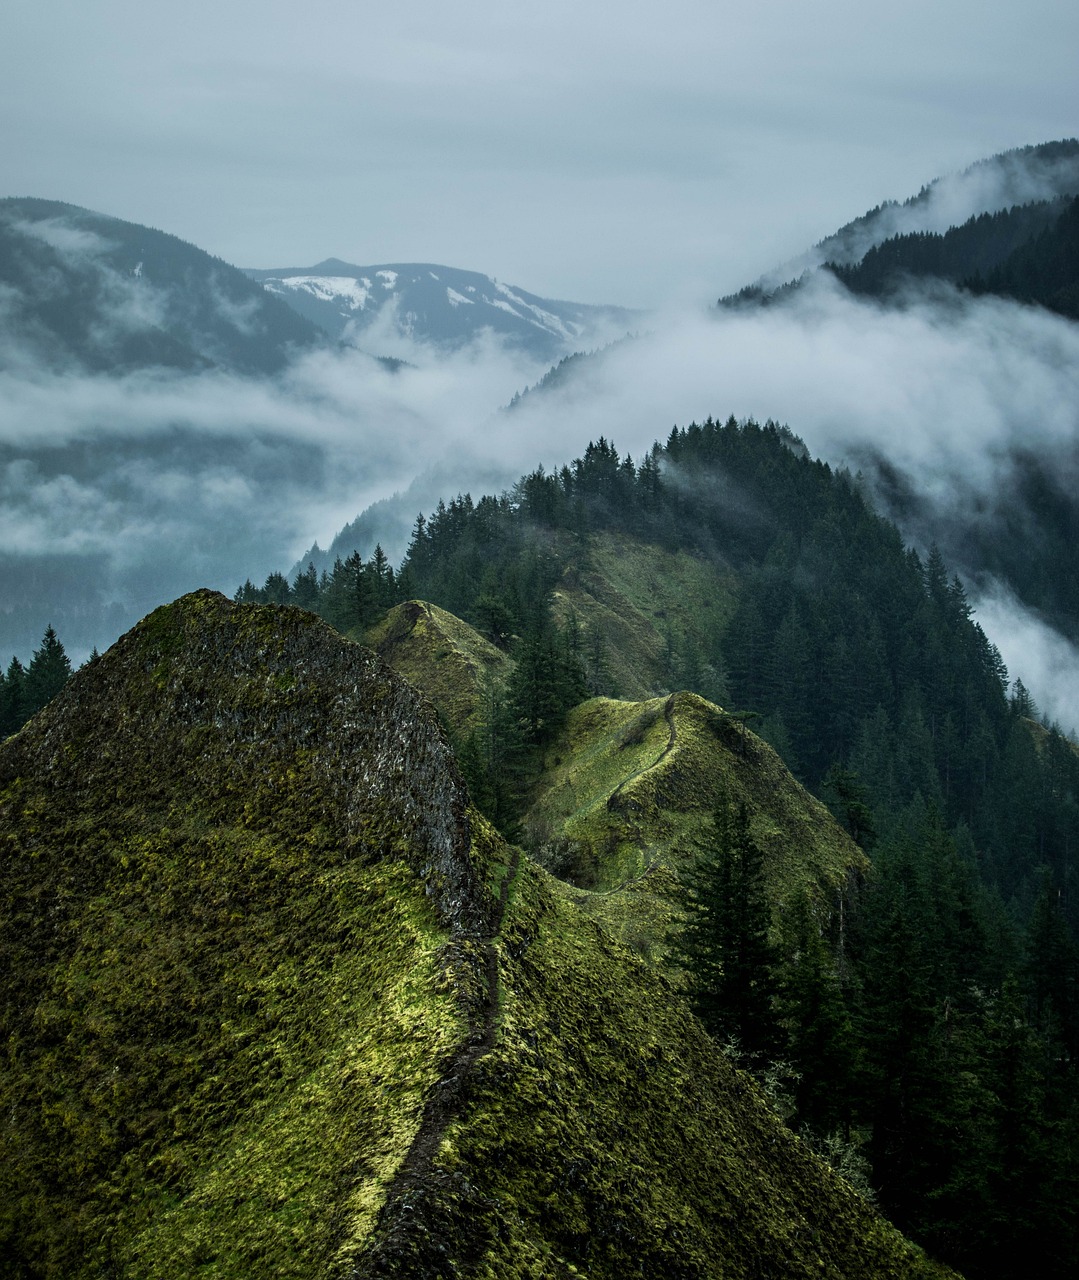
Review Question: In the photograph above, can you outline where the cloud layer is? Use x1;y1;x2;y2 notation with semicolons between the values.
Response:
2;201;1077;731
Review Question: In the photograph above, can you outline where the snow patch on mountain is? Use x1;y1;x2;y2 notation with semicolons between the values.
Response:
265;275;372;311
245;260;643;361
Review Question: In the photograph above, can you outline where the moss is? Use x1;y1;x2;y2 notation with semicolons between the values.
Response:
0;592;479;1277
360;860;957;1278
364;600;511;738
2;591;952;1279
553;532;738;699
523;692;867;960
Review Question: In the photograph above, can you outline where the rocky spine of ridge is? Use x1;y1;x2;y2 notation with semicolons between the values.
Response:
0;590;503;1275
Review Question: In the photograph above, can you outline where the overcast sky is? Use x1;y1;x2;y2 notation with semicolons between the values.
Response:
3;1;1077;306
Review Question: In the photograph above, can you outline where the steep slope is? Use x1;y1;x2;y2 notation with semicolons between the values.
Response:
246;259;640;361
0;198;326;373
523;691;865;959
364;598;511;737
0;590;489;1276
352;594;859;969
825;197;1074;304
0;591;953;1279
734;138;1079;297
553;531;736;700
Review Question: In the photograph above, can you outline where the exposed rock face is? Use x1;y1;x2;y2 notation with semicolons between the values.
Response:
0;591;492;1275
0;593;955;1278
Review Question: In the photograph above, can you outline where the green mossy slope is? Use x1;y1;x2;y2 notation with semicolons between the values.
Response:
554;532;737;699
364;599;510;737
524;692;865;958
1;593;950;1279
359;854;955;1279
0;591;492;1277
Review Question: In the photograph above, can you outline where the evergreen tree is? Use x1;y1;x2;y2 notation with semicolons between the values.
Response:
0;656;26;737
23;626;72;720
673;798;780;1063
776;892;858;1133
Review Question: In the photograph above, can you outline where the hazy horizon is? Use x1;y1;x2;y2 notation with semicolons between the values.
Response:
3;3;1077;308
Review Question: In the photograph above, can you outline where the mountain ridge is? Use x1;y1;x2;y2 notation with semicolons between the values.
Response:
0;589;956;1277
0;197;327;375
245;258;642;362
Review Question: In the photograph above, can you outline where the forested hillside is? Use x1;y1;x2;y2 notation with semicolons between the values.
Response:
724;193;1079;319
827;196;1079;315
239;418;1079;1277
0;198;326;374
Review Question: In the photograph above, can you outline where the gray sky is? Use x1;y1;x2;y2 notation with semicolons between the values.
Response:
3;1;1077;306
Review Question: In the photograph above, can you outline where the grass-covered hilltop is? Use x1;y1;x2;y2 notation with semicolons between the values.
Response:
0;590;955;1278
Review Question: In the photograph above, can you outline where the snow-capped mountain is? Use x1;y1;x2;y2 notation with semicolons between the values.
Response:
244;260;642;362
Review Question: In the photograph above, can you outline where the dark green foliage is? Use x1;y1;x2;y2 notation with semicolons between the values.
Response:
505;621;588;748
227;415;1079;1275
0;626;72;736
672;799;780;1064
237;545;398;632
822;765;878;849
844;805;1079;1277
776;892;858;1135
967;195;1079;319
826;197;1076;305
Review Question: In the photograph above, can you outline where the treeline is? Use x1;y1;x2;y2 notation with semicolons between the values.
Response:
236;530;589;834
239;418;1079;934
0;626;74;738
826;198;1073;301
677;793;1079;1278
724;193;1079;322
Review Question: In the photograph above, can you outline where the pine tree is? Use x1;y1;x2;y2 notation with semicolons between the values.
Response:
673;798;780;1063
0;656;26;736
777;892;857;1132
23;626;72;720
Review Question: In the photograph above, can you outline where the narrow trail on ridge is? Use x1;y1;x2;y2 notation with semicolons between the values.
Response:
596;693;679;897
347;839;523;1278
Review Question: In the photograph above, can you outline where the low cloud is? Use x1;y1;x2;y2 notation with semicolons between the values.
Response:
972;583;1079;737
3;268;1078;735
0;334;545;660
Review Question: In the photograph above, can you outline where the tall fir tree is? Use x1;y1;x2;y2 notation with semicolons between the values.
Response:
672;798;780;1064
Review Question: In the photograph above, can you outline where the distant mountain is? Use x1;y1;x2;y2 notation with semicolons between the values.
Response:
0;198;327;374
245;258;642;361
740;138;1079;297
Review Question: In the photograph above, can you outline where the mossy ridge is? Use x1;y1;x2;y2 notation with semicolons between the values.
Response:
361;859;957;1279
364;599;511;738
553;532;737;699
0;591;498;1277
524;692;866;958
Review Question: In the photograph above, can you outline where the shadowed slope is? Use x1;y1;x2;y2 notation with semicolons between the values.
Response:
1;592;951;1278
0;590;493;1275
